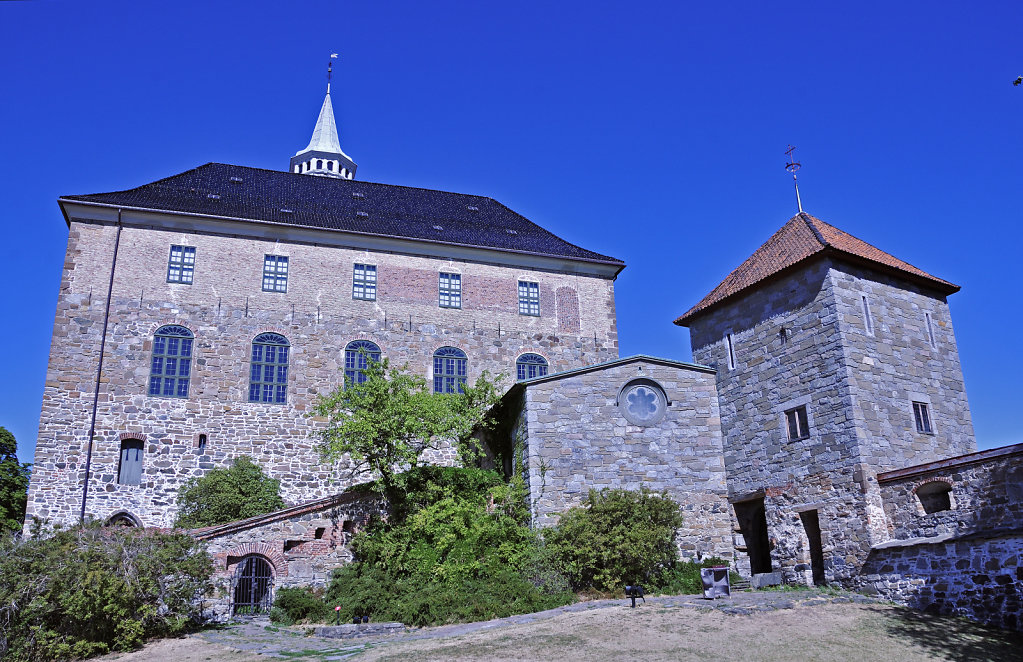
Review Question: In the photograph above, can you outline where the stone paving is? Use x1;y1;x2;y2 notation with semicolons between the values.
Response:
195;589;881;660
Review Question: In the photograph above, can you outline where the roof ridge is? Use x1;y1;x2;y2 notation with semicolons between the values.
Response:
800;212;829;248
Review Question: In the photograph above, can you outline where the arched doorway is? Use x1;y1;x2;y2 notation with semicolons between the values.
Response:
106;511;141;527
232;555;274;615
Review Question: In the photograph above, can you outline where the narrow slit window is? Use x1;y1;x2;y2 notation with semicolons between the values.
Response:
925;312;936;348
518;281;540;316
439;273;461;308
353;264;377;301
262;255;288;293
726;333;736;370
861;295;874;335
779;328;788;346
167;245;195;284
913;401;932;434
785;405;810;440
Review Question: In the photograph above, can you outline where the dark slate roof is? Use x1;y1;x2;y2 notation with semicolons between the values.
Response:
62;163;624;268
674;212;959;326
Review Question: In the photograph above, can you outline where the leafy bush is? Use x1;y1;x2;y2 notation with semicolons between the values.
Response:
323;466;574;626
544;487;684;593
174;455;285;528
270;586;331;625
0;426;31;533
0;524;213;661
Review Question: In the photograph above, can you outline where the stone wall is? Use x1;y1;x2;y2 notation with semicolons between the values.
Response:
686;256;976;582
877;444;1023;541
27;220;619;529
502;357;732;561
855;532;1023;631
196;491;383;619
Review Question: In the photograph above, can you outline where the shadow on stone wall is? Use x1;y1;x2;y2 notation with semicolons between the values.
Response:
864;605;1023;661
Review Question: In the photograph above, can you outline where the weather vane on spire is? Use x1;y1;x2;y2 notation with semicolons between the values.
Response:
785;145;804;213
327;53;339;93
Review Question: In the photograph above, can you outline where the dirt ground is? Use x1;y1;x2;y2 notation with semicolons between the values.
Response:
99;601;1023;662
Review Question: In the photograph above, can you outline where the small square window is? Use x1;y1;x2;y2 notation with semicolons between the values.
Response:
439;272;461;308
785;405;810;440
167;245;195;284
518;281;540;316
913;401;933;434
353;264;377;301
262;255;288;293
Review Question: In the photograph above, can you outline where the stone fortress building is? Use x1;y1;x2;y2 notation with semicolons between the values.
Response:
26;81;1022;627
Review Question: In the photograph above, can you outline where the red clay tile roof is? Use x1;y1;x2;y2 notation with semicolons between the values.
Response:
674;212;959;326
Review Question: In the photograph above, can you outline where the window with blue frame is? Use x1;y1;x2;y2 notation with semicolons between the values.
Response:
433;346;467;394
167;245;195;284
516;353;549;381
262;255;289;293
148;325;193;398
353;263;377;300
344;340;381;385
439;272;461;308
249;333;289;404
518;281;540;316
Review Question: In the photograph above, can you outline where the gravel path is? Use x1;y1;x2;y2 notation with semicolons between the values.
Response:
195;589;881;659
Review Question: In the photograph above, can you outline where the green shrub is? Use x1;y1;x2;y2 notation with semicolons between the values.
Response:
271;586;330;624
544;487;684;593
322;466;575;626
174;455;286;528
0;524;213;661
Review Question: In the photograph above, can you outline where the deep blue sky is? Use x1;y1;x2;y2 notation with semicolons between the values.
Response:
2;1;1020;463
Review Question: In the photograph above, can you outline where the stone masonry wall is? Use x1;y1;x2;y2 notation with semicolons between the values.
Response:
830;261;977;471
878;445;1023;541
198;492;383;619
854;533;1023;631
515;359;732;561
27;220;619;529
688;259;875;581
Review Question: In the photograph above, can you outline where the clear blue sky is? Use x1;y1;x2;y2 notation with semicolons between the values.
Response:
2;1;1020;463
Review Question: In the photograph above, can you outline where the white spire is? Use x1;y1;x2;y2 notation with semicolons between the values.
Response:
296;92;352;160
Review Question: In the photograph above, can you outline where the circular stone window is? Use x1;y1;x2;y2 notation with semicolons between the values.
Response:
619;380;667;426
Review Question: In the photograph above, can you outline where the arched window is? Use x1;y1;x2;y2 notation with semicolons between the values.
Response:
916;481;954;514
316;159;323;170
344;340;381;385
433;347;467;394
516;353;549;381
148;325;193;398
249;333;289;404
233;555;274;615
106;511;140;527
117;438;144;485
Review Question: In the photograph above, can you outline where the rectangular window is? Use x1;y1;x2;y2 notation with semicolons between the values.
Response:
439;272;461;308
167;245;195;284
785;405;810;440
117;439;144;486
353;264;377;301
924;312;936;348
913;401;933;434
518;281;540;316
861;295;874;335
262;255;288;293
726;333;736;370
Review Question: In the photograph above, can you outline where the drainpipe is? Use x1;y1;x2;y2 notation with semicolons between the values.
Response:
80;209;123;523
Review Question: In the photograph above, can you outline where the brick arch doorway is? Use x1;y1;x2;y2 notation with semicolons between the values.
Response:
232;554;274;615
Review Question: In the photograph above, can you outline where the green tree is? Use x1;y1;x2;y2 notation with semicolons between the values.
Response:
174;455;285;528
0;426;31;534
313;357;502;499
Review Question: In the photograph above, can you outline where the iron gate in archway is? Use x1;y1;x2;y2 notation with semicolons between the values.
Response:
232;555;274;615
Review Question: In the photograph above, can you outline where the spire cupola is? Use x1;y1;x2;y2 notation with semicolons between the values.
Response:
290;55;357;179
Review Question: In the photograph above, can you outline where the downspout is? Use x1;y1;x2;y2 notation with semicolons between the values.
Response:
79;210;123;523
